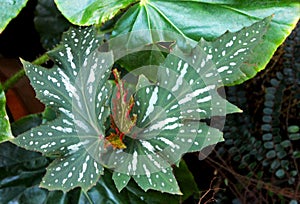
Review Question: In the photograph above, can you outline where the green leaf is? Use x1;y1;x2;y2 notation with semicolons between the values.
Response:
199;16;272;85
275;169;285;178
0;142;48;204
11;114;43;136
113;171;132;192
262;124;272;131
264;141;274;149
293;151;300;159
92;171;181;204
0;84;13;143
133;167;181;194
0;142;182;204
118;48;167;72
44;191;68;204
262;133;272;141
173;160;198;201
266;150;276;159
105;38;241;194
19;186;48;204
270;160;280;170
34;0;71;50
54;0;138;25
288;125;299;133
280;140;291;148
289;133;300;141
113;0;300;84
0;0;29;33
12;27;114;192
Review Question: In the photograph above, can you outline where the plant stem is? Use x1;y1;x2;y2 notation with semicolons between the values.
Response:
32;53;49;65
83;191;93;204
2;69;25;91
2;53;49;91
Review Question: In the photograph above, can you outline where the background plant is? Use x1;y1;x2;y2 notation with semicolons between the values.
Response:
0;0;299;203
204;24;300;203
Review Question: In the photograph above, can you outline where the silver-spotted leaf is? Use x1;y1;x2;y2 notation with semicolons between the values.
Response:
112;171;131;192
40;148;103;191
200;16;272;85
107;39;241;194
133;166;181;194
13;27;113;192
113;166;181;195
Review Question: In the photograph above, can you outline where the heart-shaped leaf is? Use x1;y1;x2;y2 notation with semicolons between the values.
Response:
0;84;13;143
12;27;114;192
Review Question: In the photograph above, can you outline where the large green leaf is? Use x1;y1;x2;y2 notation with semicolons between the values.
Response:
0;84;13;143
112;0;300;85
54;0;138;25
0;0;29;33
173;159;198;201
12;27;113;192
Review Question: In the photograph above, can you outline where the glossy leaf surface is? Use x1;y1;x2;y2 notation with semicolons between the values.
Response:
54;0;138;25
113;0;300;84
0;84;13;143
0;0;28;33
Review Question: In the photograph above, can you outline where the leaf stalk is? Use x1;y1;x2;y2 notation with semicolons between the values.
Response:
2;53;49;91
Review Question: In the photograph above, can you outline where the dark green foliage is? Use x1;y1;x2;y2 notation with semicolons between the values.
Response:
1;1;299;203
211;22;300;203
0;114;197;203
34;0;71;50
